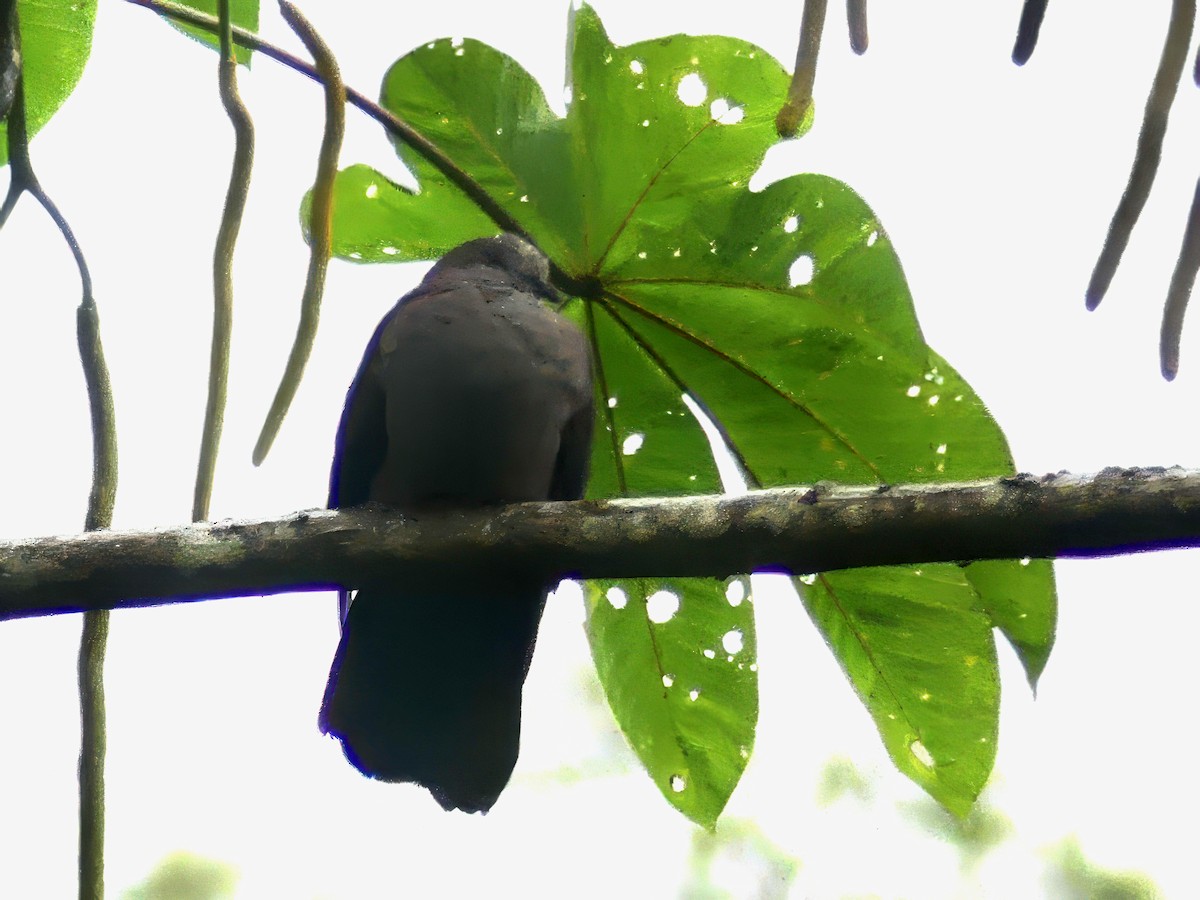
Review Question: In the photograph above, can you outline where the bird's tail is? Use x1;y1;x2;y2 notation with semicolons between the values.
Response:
319;581;548;813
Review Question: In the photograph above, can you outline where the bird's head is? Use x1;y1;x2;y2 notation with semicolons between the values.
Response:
428;234;558;303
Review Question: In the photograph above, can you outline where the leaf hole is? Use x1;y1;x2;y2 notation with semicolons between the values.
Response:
789;255;815;287
725;580;745;606
722;629;744;655
605;587;628;610
677;72;707;106
710;98;744;124
621;433;644;455
646;589;680;623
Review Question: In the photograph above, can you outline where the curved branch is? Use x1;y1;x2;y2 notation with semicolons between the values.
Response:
193;0;255;522
252;1;345;466
1085;0;1194;311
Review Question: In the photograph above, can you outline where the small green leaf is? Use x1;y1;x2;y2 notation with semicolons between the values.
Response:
161;0;259;66
0;0;98;166
585;576;757;828
964;558;1056;689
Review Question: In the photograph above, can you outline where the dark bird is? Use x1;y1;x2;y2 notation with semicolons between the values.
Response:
319;234;594;813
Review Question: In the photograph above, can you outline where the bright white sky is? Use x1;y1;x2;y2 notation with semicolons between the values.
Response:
1;1;1198;897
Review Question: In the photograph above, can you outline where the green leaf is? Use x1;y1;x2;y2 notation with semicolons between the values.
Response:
318;1;1057;821
801;567;999;817
0;0;97;166
964;558;1056;688
161;0;259;66
584;576;756;829
388;33;585;266
316;163;492;262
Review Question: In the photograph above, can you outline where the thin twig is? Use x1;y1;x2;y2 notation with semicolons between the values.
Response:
252;1;345;466
1085;0;1194;311
76;300;118;900
193;0;254;521
847;0;867;55
77;304;119;534
1160;177;1200;379
77;610;108;900
1012;0;1049;66
75;296;118;900
777;0;827;137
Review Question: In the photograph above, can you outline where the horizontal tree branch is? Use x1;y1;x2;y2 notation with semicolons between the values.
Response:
2;466;1199;620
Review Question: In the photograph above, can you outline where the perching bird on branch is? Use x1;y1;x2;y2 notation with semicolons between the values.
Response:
319;234;594;813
